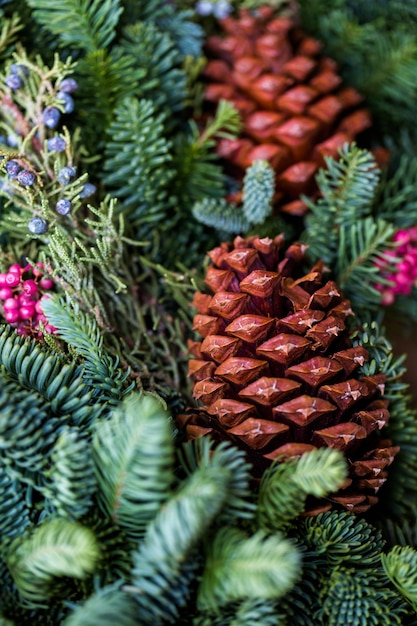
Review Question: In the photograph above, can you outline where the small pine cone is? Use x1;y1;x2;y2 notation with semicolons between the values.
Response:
202;7;387;216
180;234;399;514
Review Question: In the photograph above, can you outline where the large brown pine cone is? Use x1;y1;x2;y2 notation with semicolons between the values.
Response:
178;234;399;514
202;6;380;216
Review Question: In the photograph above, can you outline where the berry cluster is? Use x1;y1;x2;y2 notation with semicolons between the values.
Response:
0;262;55;337
195;0;233;18
376;227;417;305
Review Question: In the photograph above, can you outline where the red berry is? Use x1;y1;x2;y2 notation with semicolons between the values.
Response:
18;294;35;307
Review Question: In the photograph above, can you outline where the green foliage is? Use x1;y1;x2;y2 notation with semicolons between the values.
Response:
115;21;187;116
297;0;417;144
62;587;138;626
0;11;22;61
41;294;133;404
48;427;96;520
351;320;417;517
258;448;347;532
382;545;417;610
197;527;301;611
377;154;417;227
102;97;174;223
316;566;407;625
92;393;175;538
6;518;101;607
25;0;123;52
301;510;386;567
303;143;400;318
192;197;249;234
242;160;275;225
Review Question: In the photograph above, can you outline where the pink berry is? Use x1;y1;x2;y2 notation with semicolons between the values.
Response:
18;294;35;306
36;313;47;324
35;300;44;314
0;273;8;287
23;279;38;295
5;272;20;287
0;287;13;299
8;263;22;275
39;277;54;290
3;298;19;311
44;324;56;333
19;304;36;320
4;309;20;323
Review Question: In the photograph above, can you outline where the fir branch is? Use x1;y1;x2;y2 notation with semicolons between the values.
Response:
192;197;249;234
155;8;204;59
193;599;284;626
0;471;31;547
102;97;174;223
382;546;417;611
25;0;123;53
335;217;396;313
258;449;347;532
126;441;250;623
41;294;133;404
316;566;408;625
0;324;100;428
303;143;380;266
6;518;101;608
115;21;187;116
301;510;386;567
197;527;301;612
48;427;97;520
63;586;138;626
242;160;275;226
377;154;417;227
92;393;175;539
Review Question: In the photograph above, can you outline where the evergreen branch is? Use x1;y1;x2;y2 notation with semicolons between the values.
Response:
193;599;284;626
155;8;204;59
197;99;241;146
6;518;101;607
48;427;97;520
377;154;417;227
115;21;187;116
40;294;133;404
197;527;301;611
301;510;386;567
335;217;396;313
0;12;23;61
382;546;417;611
0;324;100;428
25;0;123;52
291;448;348;498
258;449;347;533
316;566;408;625
126;441;247;623
192;198;249;234
63;586;138;626
242;160;275;225
102;97;174;222
0;471;31;547
92;393;175;539
304;144;380;265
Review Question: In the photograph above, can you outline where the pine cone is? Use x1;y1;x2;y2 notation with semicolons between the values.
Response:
179;235;399;514
202;6;378;216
